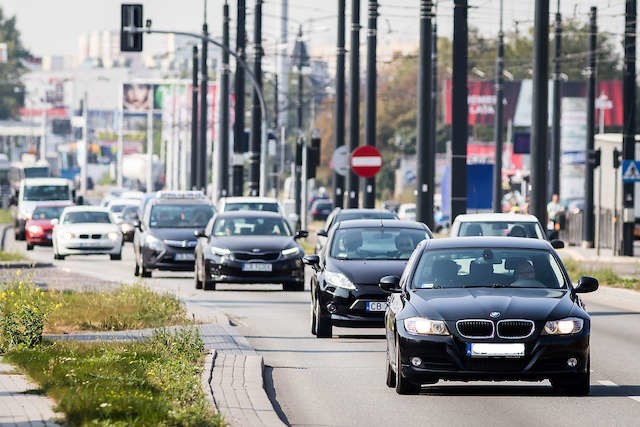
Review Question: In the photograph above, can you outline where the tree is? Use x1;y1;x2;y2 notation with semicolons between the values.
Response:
0;6;29;119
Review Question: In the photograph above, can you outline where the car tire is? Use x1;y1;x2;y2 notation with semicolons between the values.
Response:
203;278;216;291
310;298;317;336
110;253;122;261
141;264;152;278
194;263;203;289
315;297;332;338
134;259;140;276
283;281;304;291
26;243;34;251
395;343;421;395
386;349;397;388
54;252;65;260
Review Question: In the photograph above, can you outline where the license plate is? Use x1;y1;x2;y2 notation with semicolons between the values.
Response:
366;301;388;312
174;253;195;261
467;343;525;358
242;263;272;272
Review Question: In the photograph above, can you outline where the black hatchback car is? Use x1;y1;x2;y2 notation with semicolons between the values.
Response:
133;191;215;277
381;237;598;395
194;211;307;291
303;220;432;338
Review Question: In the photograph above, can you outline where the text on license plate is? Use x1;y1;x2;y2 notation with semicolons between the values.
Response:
467;343;525;358
366;301;387;312
242;263;272;272
174;253;195;261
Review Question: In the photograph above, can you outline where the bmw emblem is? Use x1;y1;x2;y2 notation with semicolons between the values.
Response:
252;248;260;253
489;312;501;318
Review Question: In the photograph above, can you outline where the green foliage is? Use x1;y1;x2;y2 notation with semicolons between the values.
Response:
0;208;12;224
0;251;27;261
5;328;224;426
0;7;30;119
562;258;639;290
98;171;116;186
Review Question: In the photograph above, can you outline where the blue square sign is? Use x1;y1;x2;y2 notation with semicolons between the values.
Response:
622;160;640;183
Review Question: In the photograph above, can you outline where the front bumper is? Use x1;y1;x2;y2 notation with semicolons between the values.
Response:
318;284;388;328
206;256;304;284
141;245;196;271
396;324;590;382
57;238;121;255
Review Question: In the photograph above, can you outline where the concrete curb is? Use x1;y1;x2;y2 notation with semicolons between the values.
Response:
0;261;54;269
201;350;216;409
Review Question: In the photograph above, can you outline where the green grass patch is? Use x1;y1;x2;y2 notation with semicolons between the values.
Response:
563;258;639;290
0;251;27;261
0;208;12;224
5;328;224;426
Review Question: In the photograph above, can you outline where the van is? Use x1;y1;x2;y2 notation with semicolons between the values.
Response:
14;178;74;240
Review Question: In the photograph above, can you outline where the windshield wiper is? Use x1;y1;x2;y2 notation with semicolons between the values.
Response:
463;284;509;288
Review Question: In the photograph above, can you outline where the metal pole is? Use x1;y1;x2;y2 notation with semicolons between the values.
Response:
301;138;308;230
199;12;209;191
278;0;289;130
40;109;47;162
551;0;562;198
583;6;597;248
364;0;378;209
530;0;549;225
622;0;636;256
493;0;504;213
334;0;346;209
146;106;153;193
249;0;263;196
294;27;304;227
347;0;361;208
117;89;124;188
191;46;199;189
218;1;230;198
451;0;468;221
81;91;88;196
431;15;438;214
233;0;247;196
417;0;434;227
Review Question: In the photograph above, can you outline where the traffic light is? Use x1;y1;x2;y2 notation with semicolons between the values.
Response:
306;144;317;179
587;148;601;168
613;147;621;169
121;4;143;52
311;134;321;167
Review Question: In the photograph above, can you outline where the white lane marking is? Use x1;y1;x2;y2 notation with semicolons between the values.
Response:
598;380;640;403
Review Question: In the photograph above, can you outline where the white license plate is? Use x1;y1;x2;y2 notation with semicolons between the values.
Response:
366;301;388;312
242;263;272;272
468;343;525;358
174;253;195;261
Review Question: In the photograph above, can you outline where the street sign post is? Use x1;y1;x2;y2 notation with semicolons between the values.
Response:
350;145;382;178
332;145;349;177
622;160;640;182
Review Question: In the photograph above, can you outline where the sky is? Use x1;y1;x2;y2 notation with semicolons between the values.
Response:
0;0;632;61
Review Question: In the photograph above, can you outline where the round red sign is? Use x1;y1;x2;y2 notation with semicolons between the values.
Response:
350;146;383;178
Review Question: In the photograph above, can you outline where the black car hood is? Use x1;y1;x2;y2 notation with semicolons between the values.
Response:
407;288;575;321
150;227;199;242
211;236;296;252
327;259;408;286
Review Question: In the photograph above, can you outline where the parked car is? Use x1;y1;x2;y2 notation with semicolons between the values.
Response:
194;211;307;291
25;204;70;250
303;219;432;338
52;206;123;260
310;199;333;221
382;237;597;395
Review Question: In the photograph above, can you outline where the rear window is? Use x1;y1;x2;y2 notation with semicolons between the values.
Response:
336;212;397;222
458;221;544;239
224;202;279;213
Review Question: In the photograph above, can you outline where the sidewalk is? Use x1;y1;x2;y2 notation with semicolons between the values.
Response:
558;243;640;278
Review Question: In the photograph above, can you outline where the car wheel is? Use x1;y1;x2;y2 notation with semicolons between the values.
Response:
134;259;140;276
283;281;304;291
386;345;397;388
141;263;152;278
54;252;65;260
26;243;34;251
395;342;420;395
315;296;332;338
194;264;203;289
110;253;122;261
203;277;216;291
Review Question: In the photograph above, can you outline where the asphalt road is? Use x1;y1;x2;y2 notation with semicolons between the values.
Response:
12;237;640;427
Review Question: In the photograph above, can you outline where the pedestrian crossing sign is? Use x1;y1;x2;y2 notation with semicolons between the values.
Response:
622;160;640;182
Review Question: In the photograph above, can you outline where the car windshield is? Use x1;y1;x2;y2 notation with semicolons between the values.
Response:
24;167;49;178
32;206;65;220
213;216;292;236
224;202;279;212
23;185;70;201
330;228;429;260
122;206;139;220
63;211;112;224
335;211;397;222
458;221;545;239
149;204;214;228
411;248;567;290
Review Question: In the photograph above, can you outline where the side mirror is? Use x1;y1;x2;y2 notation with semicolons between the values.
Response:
302;254;320;266
50;219;59;226
295;230;309;240
575;276;599;293
75;195;84;205
379;275;401;293
134;220;142;230
550;239;565;249
194;229;207;238
9;195;16;206
317;229;328;237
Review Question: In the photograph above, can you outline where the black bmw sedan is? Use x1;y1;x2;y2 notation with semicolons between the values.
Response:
381;237;598;395
303;219;432;338
194;211;307;291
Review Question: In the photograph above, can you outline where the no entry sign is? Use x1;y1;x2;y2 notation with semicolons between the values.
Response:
350;146;382;178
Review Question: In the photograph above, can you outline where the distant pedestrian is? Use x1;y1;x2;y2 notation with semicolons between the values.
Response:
547;193;562;230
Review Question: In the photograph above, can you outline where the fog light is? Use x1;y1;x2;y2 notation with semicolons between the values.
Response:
411;357;422;367
567;357;578;368
326;302;337;313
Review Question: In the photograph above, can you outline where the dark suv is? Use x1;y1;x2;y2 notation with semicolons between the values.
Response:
133;192;215;277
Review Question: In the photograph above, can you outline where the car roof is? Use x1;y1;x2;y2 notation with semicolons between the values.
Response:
62;206;109;213
453;213;541;223
337;219;428;230
151;197;213;206
425;236;553;250
32;203;72;209
214;210;285;219
22;178;70;186
219;197;279;204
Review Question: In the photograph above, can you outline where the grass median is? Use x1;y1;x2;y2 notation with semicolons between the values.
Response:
0;250;27;261
0;208;12;224
0;279;224;426
563;258;639;290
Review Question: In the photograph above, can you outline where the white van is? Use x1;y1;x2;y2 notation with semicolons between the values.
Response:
14;178;74;240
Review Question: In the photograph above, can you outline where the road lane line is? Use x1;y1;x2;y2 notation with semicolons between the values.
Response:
598;380;640;403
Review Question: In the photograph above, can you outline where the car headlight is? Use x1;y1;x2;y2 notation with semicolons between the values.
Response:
403;317;450;336
281;246;301;257
324;270;356;290
107;232;120;241
543;317;584;335
62;232;75;240
145;235;165;251
210;246;231;256
27;225;43;234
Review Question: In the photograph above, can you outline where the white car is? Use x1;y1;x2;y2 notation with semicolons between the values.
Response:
217;196;283;214
52;206;123;260
397;203;416;221
450;213;548;240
